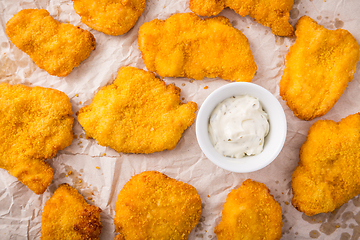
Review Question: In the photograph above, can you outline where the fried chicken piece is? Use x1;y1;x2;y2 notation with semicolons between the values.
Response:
280;16;360;120
6;9;96;77
292;113;360;216
189;0;294;37
41;183;102;239
138;13;257;82
72;0;145;36
77;66;197;154
0;83;73;194
113;171;202;240
215;179;282;240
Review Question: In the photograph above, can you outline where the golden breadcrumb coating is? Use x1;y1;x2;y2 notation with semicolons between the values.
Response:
0;83;73;194
138;13;257;82
215;179;282;240
113;171;202;240
77;66;197;154
189;0;294;37
72;0;145;36
6;9;96;77
292;113;360;216
41;184;102;239
280;16;360;120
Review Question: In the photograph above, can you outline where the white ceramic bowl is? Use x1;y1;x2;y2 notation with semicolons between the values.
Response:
196;82;287;173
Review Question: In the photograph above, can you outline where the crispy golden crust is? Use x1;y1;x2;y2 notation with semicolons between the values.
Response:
0;83;73;194
189;0;294;37
72;0;145;36
77;66;197;154
41;183;102;240
138;13;257;82
280;16;360;120
292;113;360;216
215;179;282;240
6;9;96;77
113;171;202;240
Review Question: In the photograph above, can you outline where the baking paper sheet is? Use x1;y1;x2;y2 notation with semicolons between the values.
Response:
1;0;360;239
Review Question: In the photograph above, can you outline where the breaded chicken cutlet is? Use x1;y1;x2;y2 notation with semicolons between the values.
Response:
292;113;360;216
138;13;257;82
113;171;202;240
280;16;360;120
41;183;102;239
215;179;282;240
0;83;73;194
72;0;145;35
6;9;96;77
77;66;197;154
189;0;294;37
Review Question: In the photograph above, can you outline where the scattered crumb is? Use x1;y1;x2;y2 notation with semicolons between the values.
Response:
79;135;83;138
182;97;185;100
74;134;78;139
336;225;339;228
285;201;289;205
79;180;82;183
96;166;100;170
102;153;106;156
207;195;210;198
190;80;193;83
85;135;90;140
182;83;185;86
87;197;92;200
79;101;82;104
65;171;72;177
75;94;79;97
204;86;208;89
92;200;94;202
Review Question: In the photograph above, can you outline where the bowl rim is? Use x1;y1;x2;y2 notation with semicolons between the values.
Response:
195;82;287;173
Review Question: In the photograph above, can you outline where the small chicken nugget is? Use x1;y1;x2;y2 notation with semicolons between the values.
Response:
113;171;202;240
6;9;96;77
41;183;102;239
189;0;294;37
215;179;282;240
292;113;360;216
0;83;73;194
72;0;145;36
138;13;257;82
77;66;197;154
280;16;360;120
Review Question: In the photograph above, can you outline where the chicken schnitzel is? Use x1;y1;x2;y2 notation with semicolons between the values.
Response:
0;83;73;194
72;0;145;35
113;171;202;240
41;183;102;239
77;66;197;154
292;113;360;216
215;179;282;240
189;0;294;37
6;9;96;77
138;13;257;82
280;16;360;120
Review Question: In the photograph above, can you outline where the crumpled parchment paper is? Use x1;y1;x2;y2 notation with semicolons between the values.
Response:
1;0;360;239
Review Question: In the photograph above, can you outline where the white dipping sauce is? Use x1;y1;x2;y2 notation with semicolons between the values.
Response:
208;95;269;158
